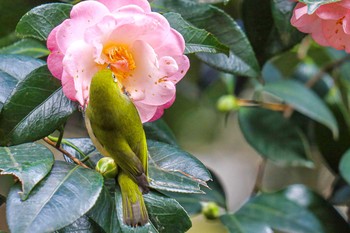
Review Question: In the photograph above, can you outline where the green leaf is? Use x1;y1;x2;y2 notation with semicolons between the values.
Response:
283;185;350;232
222;185;350;233
163;169;227;215
0;38;49;58
271;0;304;47
87;186;115;233
144;191;192;233
339;149;350;185
0;143;54;200
164;12;229;55
143;119;177;145
238;108;313;167
298;0;341;14
221;214;272;233
16;3;72;41
6;161;103;233
0;55;45;108
154;0;260;78
242;0;303;65
263;80;338;138
148;140;212;193
55;215;104;233
0;66;77;146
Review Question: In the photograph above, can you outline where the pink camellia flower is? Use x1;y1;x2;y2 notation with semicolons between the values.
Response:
291;1;350;52
47;0;189;123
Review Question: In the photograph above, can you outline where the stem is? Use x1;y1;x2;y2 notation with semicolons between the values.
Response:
237;98;288;111
47;135;89;161
55;124;65;149
43;137;89;169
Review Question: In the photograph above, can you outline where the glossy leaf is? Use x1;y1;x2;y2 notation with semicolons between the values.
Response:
6;161;103;233
148;140;212;193
298;0;341;13
271;0;304;47
0;143;54;200
339;149;350;185
153;0;260;78
283;185;350;232
16;3;72;41
164;12;230;55
87;186;115;233
0;55;45;108
143;119;177;146
263;80;338;137
144;191;192;233
163;169;227;215
61;138;101;169
55;215;104;233
0;66;77;146
0;38;49;58
222;185;349;233
221;214;272;233
238;108;313;167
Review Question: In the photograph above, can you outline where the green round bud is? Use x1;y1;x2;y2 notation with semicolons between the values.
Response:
96;157;118;178
217;95;240;112
202;202;220;220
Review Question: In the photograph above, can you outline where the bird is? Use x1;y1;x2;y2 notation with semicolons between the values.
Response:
84;69;149;226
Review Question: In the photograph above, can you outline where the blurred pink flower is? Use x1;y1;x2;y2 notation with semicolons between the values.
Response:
291;1;350;52
47;0;189;123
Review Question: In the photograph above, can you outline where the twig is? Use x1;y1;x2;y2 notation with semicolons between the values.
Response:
238;99;288;111
43;137;89;169
284;54;350;118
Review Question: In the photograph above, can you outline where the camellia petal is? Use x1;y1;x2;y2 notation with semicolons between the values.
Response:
291;0;350;52
98;0;151;13
46;0;189;122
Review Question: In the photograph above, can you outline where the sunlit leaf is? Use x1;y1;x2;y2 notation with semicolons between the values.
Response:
7;161;103;233
0;66;77;146
0;38;49;58
16;3;72;41
148;140;211;193
0;143;54;200
0;55;45;109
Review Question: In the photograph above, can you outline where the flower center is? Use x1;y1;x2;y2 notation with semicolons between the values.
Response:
103;44;136;77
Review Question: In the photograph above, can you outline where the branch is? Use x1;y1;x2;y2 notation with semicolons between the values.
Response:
43;137;89;169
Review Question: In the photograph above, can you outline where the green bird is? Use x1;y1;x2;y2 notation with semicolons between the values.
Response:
84;69;149;226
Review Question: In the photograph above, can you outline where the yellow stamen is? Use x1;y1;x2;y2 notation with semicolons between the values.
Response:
103;44;136;73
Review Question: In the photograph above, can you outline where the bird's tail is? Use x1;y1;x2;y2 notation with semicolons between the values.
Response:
118;172;149;227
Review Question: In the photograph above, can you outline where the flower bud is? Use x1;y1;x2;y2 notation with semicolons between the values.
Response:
202;202;220;220
95;157;118;178
217;95;240;112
